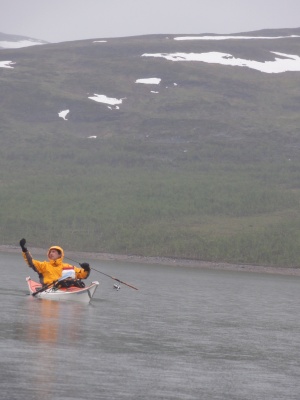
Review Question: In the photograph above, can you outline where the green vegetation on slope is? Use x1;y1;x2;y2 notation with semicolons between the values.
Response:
1;131;300;267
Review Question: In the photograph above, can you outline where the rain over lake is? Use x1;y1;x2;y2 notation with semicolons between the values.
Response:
1;251;300;400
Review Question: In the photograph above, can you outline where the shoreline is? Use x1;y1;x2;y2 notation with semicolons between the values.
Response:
1;244;300;276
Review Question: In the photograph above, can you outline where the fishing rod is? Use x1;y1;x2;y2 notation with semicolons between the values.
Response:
64;256;138;290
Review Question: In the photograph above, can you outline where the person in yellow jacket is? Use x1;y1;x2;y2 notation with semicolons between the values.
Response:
19;238;90;286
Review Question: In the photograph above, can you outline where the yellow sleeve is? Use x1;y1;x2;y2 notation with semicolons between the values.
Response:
22;251;45;273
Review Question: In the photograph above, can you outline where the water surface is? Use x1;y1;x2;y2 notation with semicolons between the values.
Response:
1;252;300;399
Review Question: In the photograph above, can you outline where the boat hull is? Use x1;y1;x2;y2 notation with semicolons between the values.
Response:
26;277;99;304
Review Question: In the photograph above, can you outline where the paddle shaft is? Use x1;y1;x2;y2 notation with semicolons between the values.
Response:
32;279;58;296
32;273;75;296
64;256;138;290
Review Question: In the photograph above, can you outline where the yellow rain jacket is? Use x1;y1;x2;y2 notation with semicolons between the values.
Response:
22;245;89;285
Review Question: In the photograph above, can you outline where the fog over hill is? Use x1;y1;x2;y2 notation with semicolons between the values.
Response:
0;32;48;49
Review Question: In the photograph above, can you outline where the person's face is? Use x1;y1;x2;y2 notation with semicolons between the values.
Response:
48;249;61;260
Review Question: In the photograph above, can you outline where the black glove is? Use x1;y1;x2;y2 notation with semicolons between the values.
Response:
79;262;90;272
19;238;27;253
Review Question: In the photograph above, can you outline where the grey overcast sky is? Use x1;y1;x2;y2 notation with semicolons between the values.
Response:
1;0;300;43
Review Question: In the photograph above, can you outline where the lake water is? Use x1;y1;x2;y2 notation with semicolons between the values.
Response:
1;251;300;400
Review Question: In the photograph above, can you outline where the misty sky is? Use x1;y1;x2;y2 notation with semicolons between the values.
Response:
1;0;300;43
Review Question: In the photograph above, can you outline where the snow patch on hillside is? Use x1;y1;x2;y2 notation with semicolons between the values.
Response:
174;35;300;41
136;78;161;84
0;60;15;68
142;51;300;74
88;94;125;107
0;40;45;49
58;110;69;120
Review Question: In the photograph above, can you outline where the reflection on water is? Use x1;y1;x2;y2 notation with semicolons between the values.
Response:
24;298;86;345
10;299;88;400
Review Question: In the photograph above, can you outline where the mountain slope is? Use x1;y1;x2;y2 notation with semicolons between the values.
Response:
1;29;300;266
